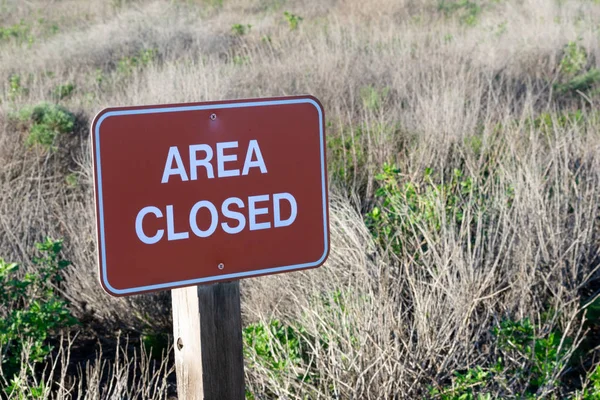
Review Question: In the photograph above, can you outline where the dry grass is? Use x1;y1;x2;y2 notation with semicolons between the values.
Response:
1;333;174;399
1;0;600;398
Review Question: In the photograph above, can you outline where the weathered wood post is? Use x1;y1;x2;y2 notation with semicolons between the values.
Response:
172;282;245;400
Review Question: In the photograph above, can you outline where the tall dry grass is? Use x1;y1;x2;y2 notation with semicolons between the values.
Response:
1;0;599;398
1;333;174;399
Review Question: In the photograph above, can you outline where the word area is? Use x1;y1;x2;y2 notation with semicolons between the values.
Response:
162;140;267;183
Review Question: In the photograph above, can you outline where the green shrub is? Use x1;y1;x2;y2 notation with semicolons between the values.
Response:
366;165;491;255
554;42;600;97
65;173;78;187
283;11;303;30
0;238;77;397
578;365;600;399
231;23;251;36
493;318;571;392
244;319;318;397
560;41;587;76
429;366;492;400
52;82;75;100
117;48;158;76
430;317;573;399
554;69;600;95
438;0;482;26
19;103;75;150
4;378;46;400
0;20;33;45
8;74;28;100
243;319;310;375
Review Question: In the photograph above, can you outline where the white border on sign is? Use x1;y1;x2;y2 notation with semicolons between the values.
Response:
94;98;328;295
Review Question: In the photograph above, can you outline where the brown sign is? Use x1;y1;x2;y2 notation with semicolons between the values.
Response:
91;96;329;296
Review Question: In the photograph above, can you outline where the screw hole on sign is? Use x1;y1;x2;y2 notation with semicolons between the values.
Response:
177;337;183;350
218;263;225;270
210;113;216;120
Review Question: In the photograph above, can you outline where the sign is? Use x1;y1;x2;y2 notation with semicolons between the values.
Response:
91;96;329;296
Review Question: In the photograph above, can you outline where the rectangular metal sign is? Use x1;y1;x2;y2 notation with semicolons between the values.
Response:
91;96;329;296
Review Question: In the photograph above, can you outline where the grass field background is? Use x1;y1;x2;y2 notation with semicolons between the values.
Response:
1;0;600;398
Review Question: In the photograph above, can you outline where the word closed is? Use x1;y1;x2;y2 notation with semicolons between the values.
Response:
92;96;329;296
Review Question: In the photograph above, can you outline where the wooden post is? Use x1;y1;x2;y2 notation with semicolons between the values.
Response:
172;282;245;400
172;286;203;398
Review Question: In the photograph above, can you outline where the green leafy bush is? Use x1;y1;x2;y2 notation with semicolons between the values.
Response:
0;239;77;396
366;165;489;255
19;103;75;150
560;41;587;76
283;11;303;30
65;173;78;187
244;318;319;398
117;48;158;76
577;365;600;399
0;20;33;45
8;74;28;100
493;318;571;392
243;319;310;375
554;42;600;97
429;366;492;400
431;318;573;399
438;0;482;26
231;23;252;36
555;69;600;95
52;82;75;100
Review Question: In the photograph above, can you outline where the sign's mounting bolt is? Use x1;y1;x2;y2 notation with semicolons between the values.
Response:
218;263;224;270
210;113;216;121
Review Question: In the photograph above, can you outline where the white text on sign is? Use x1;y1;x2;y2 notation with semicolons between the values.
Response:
135;140;298;244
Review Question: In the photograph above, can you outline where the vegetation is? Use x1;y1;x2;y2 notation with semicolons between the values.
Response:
8;74;27;99
283;11;303;30
430;317;574;398
438;0;483;26
0;0;599;398
243;320;311;382
0;20;33;46
17;103;75;151
116;48;158;76
555;41;600;97
231;23;252;36
0;239;77;398
52;83;75;101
